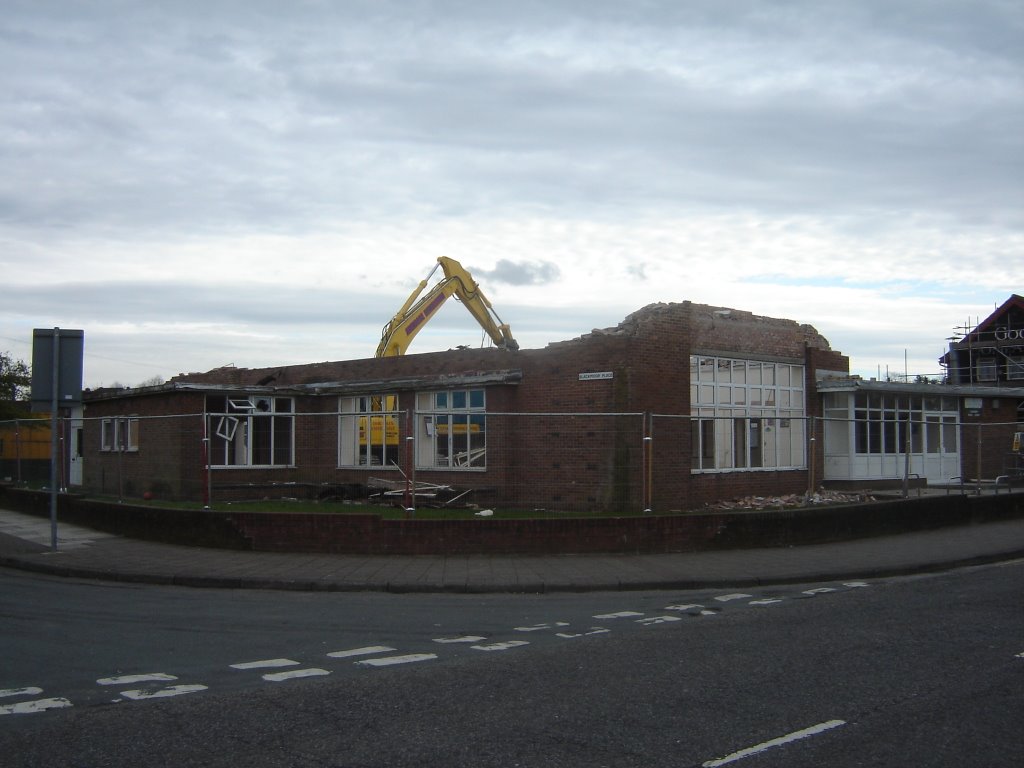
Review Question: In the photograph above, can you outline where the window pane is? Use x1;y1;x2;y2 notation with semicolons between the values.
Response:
747;362;761;385
273;416;291;464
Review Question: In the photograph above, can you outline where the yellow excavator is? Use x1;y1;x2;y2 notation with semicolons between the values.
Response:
376;256;519;358
361;257;518;455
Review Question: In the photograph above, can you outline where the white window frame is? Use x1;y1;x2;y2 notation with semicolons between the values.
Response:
101;416;139;452
689;356;806;472
206;395;295;468
976;358;998;382
338;394;401;468
415;388;487;470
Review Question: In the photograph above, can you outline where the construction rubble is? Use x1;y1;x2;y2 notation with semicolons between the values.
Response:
704;489;875;512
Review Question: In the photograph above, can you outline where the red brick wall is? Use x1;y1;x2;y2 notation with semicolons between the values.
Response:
959;395;1022;480
80;302;850;511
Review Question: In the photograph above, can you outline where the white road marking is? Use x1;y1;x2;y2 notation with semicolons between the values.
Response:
355;654;438;667
702;719;846;767
636;615;683;626
120;684;208;700
433;636;487;644
665;604;704;612
229;658;299;670
802;588;836;595
263;668;330;682
556;628;610;638
843;582;870;588
471;640;530;652
715;593;753;603
749;598;785;606
1015;651;1024;659
0;687;44;698
97;673;177;686
327;646;396;659
515;622;570;632
593;611;644;619
0;697;73;715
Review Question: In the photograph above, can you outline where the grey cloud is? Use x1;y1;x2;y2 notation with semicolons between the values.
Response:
2;0;1020;240
474;260;561;286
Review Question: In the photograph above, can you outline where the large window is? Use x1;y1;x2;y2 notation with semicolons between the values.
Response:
849;392;957;456
415;389;486;469
206;395;294;467
339;394;400;468
690;356;806;471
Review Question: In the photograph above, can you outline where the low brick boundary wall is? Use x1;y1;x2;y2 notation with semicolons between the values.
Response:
3;486;1023;555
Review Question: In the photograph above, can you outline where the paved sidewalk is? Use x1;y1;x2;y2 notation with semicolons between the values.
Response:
2;508;1023;593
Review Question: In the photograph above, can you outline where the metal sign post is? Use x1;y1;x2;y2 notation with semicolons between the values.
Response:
31;328;84;552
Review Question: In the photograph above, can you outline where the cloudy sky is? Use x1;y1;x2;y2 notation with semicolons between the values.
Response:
2;1;1021;389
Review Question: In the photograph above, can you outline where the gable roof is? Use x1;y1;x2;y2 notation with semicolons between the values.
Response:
954;294;1024;346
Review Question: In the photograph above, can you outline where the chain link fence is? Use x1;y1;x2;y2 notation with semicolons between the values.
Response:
4;411;1022;511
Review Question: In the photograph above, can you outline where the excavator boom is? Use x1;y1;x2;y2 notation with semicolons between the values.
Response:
376;256;519;357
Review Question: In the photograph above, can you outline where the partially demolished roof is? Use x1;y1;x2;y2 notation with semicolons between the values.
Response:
553;301;834;356
153;300;836;392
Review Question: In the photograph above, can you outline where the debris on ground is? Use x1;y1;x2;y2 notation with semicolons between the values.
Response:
704;490;874;511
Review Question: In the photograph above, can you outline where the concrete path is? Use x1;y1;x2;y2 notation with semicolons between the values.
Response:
2;508;1023;593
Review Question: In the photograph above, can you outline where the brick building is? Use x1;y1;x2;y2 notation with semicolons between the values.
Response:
81;301;848;511
820;295;1024;487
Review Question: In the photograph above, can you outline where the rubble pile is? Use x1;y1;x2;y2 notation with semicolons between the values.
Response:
705;490;874;511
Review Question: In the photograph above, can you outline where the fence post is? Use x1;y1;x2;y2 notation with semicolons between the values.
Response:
976;421;983;496
48;329;59;551
902;413;911;499
404;408;416;517
14;418;22;485
806;415;817;499
643;413;653;513
201;412;212;509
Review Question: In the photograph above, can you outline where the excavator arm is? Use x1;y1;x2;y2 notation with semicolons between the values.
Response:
376;256;519;357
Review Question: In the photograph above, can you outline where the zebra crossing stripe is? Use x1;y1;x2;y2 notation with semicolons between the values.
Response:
355;654;438;667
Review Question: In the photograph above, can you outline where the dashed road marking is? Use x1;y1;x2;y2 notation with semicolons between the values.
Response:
665;603;704;612
120;684;208;700
0;687;44;698
515;622;570;632
230;658;299;670
556;628;610;638
327;646;396;659
593;611;644;619
0;697;72;715
703;719;846;767
843;582;870;588
97;673;177;686
355;654;438;667
802;588;836;596
715;593;753;603
433;635;487;644
471;640;530;652
749;598;785;606
263;668;330;682
637;615;683;626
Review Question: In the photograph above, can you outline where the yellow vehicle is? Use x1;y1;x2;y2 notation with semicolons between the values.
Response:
362;256;518;457
376;256;518;358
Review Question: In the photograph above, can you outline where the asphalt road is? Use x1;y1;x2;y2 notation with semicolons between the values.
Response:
1;561;1022;767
